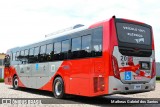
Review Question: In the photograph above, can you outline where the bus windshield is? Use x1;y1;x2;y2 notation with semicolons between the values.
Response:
116;22;151;45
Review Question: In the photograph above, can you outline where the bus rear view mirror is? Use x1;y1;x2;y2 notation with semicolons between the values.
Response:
4;56;10;67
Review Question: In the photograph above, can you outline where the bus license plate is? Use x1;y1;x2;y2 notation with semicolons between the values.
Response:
134;84;141;90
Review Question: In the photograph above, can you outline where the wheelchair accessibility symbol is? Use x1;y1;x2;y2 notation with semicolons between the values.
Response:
125;71;131;80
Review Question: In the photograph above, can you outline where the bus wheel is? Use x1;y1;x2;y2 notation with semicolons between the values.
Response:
53;77;65;99
13;76;19;90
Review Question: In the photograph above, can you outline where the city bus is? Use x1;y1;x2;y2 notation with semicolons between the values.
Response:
4;16;156;98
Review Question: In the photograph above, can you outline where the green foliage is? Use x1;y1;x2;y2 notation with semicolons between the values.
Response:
0;79;4;82
156;76;160;80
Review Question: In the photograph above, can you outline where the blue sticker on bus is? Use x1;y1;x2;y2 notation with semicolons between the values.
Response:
35;64;39;71
125;71;131;80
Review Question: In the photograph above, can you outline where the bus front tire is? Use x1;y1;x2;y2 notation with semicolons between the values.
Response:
13;76;19;90
53;77;65;99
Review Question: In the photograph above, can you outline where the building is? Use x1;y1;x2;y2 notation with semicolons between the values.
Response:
0;53;5;79
156;62;160;76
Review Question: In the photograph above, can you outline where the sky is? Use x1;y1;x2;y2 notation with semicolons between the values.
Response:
0;0;160;61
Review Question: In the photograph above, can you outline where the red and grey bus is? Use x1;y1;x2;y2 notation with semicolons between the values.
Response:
4;16;156;98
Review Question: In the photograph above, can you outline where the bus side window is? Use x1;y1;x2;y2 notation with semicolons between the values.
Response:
24;49;29;63
82;35;91;58
71;37;81;59
92;27;102;57
54;42;61;61
13;53;16;61
62;40;70;60
40;45;46;62
40;45;46;54
20;50;25;58
46;43;53;61
25;49;29;56
28;48;34;63
16;51;20;60
34;47;40;62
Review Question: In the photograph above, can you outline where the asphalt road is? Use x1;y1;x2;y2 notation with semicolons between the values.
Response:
0;83;160;107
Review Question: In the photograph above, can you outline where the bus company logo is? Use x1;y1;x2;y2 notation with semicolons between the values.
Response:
2;99;11;104
134;38;144;43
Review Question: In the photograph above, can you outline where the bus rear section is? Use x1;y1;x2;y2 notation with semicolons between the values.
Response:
108;18;156;94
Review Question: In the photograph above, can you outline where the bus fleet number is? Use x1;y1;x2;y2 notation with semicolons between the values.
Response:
121;56;128;66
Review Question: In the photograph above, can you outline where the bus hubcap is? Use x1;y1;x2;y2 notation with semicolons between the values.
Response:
14;78;18;88
55;81;62;96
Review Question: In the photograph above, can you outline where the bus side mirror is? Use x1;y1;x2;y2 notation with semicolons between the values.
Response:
4;56;10;67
